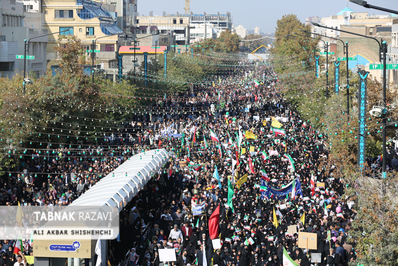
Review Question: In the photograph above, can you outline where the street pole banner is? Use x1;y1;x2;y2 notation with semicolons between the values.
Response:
144;52;148;86
358;70;369;173
315;56;320;78
334;61;340;95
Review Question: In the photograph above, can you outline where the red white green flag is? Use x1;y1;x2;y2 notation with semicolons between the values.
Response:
210;130;219;143
271;127;286;136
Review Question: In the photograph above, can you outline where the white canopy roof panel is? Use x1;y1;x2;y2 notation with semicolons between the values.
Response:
70;149;169;212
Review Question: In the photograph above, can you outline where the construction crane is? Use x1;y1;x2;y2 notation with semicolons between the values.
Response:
251;45;268;60
184;0;190;14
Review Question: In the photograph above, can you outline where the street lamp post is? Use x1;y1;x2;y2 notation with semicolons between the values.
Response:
300;29;350;115
133;39;137;84
292;32;329;95
348;0;398;15
312;22;388;177
349;1;398;176
23;29;69;96
381;41;387;177
325;41;329;97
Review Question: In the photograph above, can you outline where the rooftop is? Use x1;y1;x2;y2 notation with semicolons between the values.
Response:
336;7;354;16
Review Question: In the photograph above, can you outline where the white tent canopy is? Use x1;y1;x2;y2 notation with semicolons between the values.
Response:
70;149;169;212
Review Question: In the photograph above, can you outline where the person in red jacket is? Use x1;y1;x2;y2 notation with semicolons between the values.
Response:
181;221;193;238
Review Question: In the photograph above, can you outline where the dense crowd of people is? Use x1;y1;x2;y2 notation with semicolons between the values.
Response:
111;64;358;266
2;61;389;266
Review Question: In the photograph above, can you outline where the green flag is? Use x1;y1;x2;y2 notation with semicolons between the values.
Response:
227;179;234;213
196;218;200;228
181;132;185;148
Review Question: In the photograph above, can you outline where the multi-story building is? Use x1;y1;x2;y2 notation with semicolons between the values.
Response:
254;26;261;35
42;0;123;71
311;7;395;81
136;12;233;45
0;0;47;77
234;25;248;39
96;0;137;34
137;14;190;45
189;23;216;43
190;13;232;36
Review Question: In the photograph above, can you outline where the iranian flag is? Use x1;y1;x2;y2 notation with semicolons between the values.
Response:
210;130;219;143
283;247;299;266
248;156;255;174
284;154;295;171
253;79;260;87
218;91;221;101
271;127;286;136
261;170;270;181
324;202;328;217
244;237;255;245
261;151;269;162
310;173;316;196
13;239;23;255
227;132;233;145
191;164;202;171
203;136;208;148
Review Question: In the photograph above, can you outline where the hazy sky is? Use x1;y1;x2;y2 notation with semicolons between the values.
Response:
138;0;397;34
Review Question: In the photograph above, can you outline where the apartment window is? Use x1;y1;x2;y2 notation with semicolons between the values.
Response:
173;19;176;24
23;5;33;12
59;27;73;35
86;27;94;36
109;60;117;68
180;19;183;24
0;62;15;71
55;10;73;18
100;44;115;52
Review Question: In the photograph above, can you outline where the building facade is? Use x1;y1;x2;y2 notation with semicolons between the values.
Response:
0;0;47;77
137;14;190;45
136;12;232;45
42;0;122;70
311;7;396;82
97;0;137;34
234;25;248;39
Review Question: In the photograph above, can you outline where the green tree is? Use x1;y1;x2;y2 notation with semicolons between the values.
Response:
271;14;318;73
241;34;269;53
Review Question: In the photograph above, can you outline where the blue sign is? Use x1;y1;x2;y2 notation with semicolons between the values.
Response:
315;56;320;78
261;178;303;200
334;62;340;95
117;54;123;82
49;241;81;252
144;52;148;86
358;70;369;172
